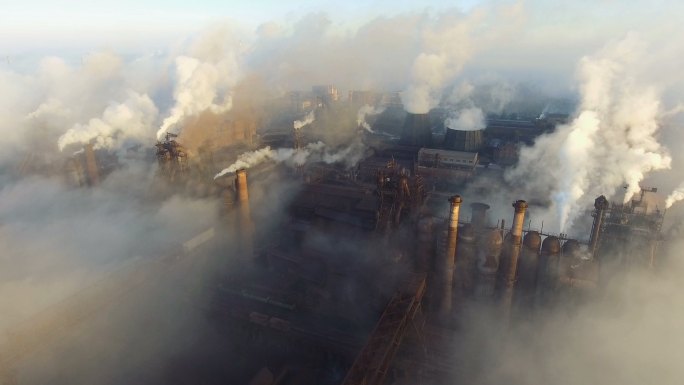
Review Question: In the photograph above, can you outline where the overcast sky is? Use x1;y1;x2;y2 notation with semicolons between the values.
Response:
1;0;680;56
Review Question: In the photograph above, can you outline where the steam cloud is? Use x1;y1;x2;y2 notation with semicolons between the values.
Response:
157;53;241;140
401;15;474;114
58;91;158;151
356;104;385;133
2;2;684;383
665;182;684;208
445;106;485;131
293;110;316;130
507;36;672;232
214;140;365;179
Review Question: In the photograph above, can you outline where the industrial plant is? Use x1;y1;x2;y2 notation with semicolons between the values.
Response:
0;83;673;385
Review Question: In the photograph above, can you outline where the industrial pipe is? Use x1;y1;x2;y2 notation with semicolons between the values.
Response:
236;169;254;258
501;200;528;319
84;143;99;186
440;195;462;320
589;195;609;258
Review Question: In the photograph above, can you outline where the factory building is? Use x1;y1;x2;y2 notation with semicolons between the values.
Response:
415;148;478;185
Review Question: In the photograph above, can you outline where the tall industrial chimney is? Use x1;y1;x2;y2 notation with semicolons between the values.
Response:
439;195;462;321
589;195;609;258
501;200;528;319
84;143;100;186
235;169;254;258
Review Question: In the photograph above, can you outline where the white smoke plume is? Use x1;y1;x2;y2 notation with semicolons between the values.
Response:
665;182;684;208
400;4;523;113
507;36;672;232
401;17;474;114
213;140;365;179
58;91;158;151
356;104;385;133
214;142;322;179
293;110;316;130
445;106;485;131
156;54;241;139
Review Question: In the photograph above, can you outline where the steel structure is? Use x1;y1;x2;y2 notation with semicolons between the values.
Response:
155;133;188;182
341;273;426;385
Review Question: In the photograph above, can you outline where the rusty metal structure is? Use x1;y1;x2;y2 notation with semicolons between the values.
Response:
500;200;528;318
235;169;255;258
594;189;665;268
340;274;426;385
375;159;426;233
155;133;188;182
439;195;461;320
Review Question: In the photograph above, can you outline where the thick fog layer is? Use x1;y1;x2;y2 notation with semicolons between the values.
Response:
2;1;684;384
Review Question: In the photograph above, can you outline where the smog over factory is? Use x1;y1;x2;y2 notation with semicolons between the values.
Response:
3;1;684;385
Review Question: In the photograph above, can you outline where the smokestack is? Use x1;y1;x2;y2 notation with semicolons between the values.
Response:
501;200;528;320
235;169;254;258
84;143;100;186
470;202;490;229
589;195;609;258
440;195;462;321
400;113;432;147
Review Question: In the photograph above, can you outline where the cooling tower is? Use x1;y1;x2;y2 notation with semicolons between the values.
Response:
400;113;433;147
443;128;484;152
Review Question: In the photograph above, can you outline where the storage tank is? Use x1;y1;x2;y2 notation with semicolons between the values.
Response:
536;236;561;307
474;229;503;299
470;202;490;229
515;231;541;310
455;223;477;299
